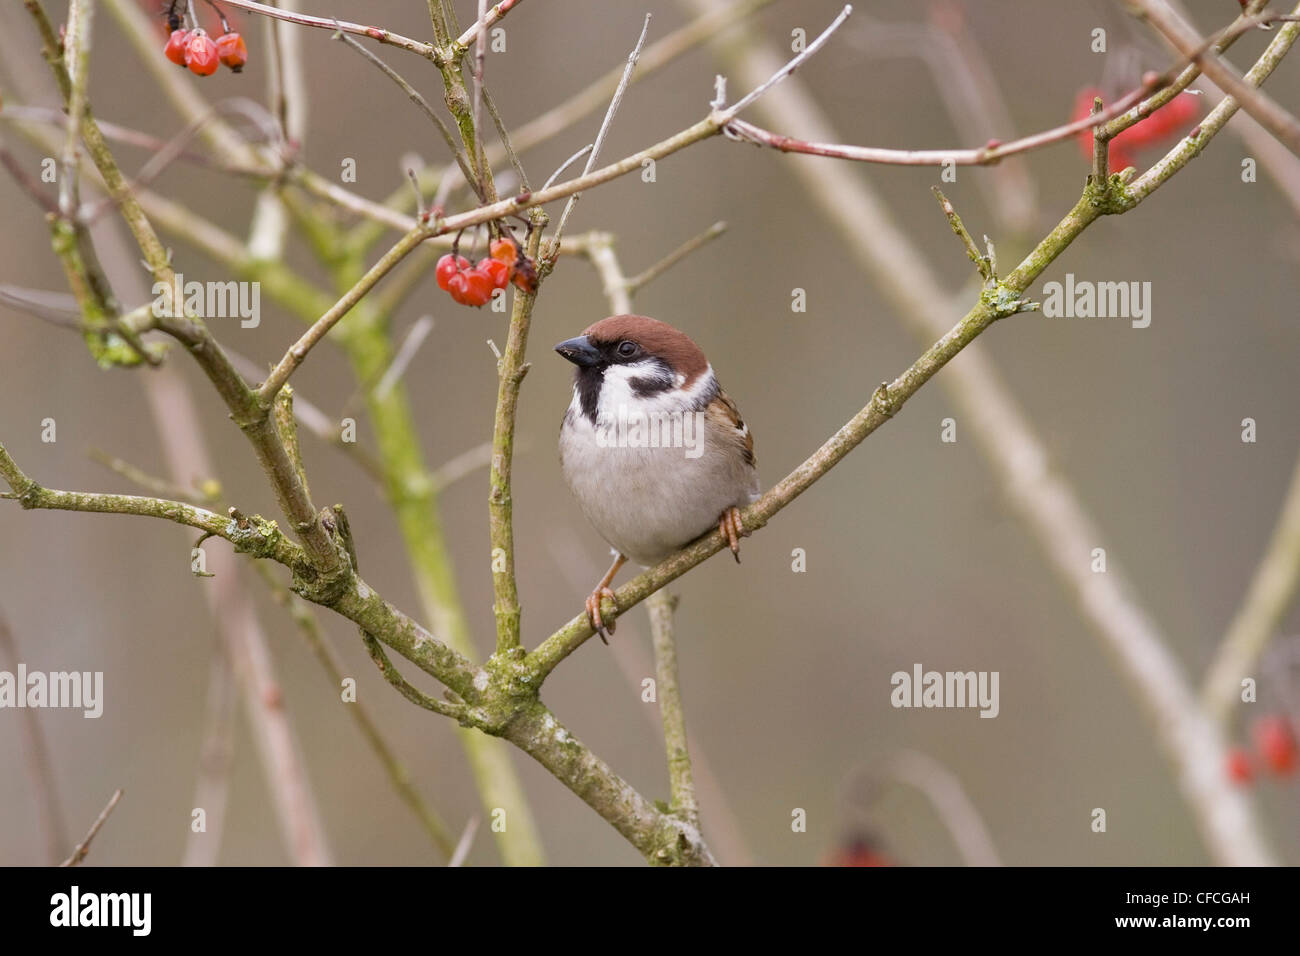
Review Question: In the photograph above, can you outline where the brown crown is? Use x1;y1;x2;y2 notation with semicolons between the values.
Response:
582;315;709;383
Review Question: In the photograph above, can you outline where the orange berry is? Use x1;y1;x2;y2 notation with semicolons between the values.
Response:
186;31;220;76
164;29;190;67
216;32;248;72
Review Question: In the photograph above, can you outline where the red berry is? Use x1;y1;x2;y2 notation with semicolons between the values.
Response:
446;272;472;305
1252;715;1298;776
462;269;494;306
1225;747;1253;785
477;257;511;290
164;29;190;67
435;254;469;291
216;32;248;72
186;30;220;76
490;237;518;265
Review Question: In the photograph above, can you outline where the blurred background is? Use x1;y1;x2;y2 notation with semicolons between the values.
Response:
1;0;1297;865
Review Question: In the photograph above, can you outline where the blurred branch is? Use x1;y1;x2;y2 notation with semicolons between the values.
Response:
181;651;236;867
626;221;728;296
1129;10;1300;203
0;609;68;864
60;789;122;867
1203;447;1300;721
885;751;1002;867
647;590;700;828
447;815;480;867
89;448;219;504
1128;0;1300;157
254;561;458;859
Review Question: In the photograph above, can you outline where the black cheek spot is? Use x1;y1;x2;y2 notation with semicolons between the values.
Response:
629;374;673;397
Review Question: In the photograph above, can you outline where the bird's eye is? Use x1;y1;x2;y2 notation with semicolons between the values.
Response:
616;341;638;358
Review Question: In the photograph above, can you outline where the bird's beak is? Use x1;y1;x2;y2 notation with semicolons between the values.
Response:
554;335;602;367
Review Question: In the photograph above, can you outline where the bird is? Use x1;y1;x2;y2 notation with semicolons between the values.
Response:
554;314;759;640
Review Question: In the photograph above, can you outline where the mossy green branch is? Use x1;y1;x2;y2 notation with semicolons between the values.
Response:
500;701;716;866
489;214;546;653
647;590;699;828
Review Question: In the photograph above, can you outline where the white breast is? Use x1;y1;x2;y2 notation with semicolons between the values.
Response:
558;366;759;565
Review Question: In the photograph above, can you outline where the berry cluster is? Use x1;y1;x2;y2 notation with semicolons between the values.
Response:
435;237;537;308
1225;714;1297;785
1072;85;1200;172
162;2;246;77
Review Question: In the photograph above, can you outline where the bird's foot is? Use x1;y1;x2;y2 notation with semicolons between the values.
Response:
719;506;749;563
585;586;618;644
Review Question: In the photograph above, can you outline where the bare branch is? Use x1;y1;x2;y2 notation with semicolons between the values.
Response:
551;13;652;247
60;789;123;867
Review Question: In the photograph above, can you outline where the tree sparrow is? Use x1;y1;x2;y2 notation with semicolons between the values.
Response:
555;315;759;639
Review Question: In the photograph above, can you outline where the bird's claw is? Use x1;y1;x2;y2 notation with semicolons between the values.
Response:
719;506;748;563
585;586;618;644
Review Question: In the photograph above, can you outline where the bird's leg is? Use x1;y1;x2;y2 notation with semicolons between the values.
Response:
718;506;749;563
585;552;627;643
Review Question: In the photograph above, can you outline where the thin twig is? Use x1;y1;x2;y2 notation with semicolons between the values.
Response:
430;441;497;491
723;4;853;116
258;226;429;403
453;0;525;49
931;189;991;283
373;316;436;400
58;0;93;219
60;789;123;867
626;221;727;293
447;815;480;867
480;85;530;191
361;633;467;721
1089;96;1109;182
199;0;438;59
0;610;69;864
552;13;652;246
89;448;218;504
542;145;593;191
329;25;478;197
